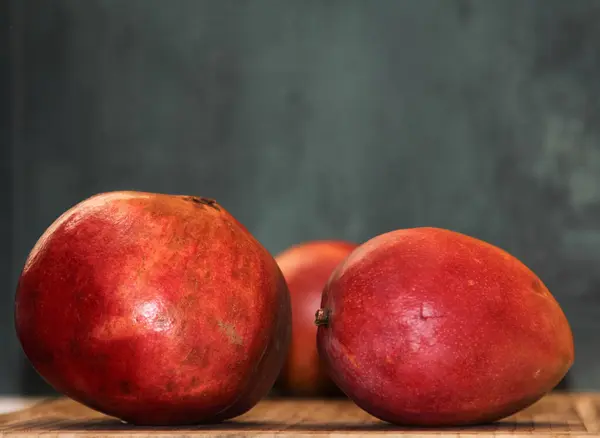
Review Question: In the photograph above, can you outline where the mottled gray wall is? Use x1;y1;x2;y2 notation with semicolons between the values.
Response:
2;0;14;391
1;0;10;392
7;0;600;394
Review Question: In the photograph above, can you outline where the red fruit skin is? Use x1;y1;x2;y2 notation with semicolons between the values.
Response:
275;241;357;397
317;227;574;426
15;192;291;425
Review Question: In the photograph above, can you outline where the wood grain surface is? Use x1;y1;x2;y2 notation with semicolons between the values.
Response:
0;392;598;437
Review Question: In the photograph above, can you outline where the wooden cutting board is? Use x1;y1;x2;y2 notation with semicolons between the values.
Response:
0;392;598;437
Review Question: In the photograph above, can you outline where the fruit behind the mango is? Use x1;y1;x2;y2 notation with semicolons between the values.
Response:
316;227;574;426
15;191;292;425
275;240;357;397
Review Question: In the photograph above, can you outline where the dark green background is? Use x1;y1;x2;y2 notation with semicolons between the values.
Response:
5;0;600;394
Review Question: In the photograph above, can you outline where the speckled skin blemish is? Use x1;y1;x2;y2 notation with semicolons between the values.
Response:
274;240;357;397
317;227;574;426
15;191;291;425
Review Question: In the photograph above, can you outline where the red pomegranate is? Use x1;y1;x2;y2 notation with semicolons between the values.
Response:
15;191;291;425
317;227;574;426
275;240;357;397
